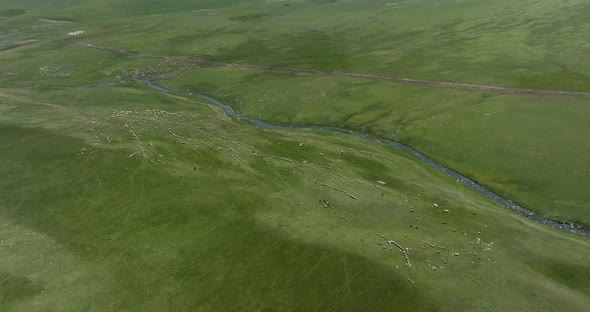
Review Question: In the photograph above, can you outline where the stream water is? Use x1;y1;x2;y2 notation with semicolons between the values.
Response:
145;81;590;237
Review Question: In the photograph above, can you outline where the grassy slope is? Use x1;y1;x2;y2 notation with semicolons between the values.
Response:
160;68;590;226
0;83;589;311
6;0;590;90
52;0;590;91
5;0;588;225
1;1;590;310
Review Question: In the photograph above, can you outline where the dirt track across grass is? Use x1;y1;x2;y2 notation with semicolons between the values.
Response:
0;39;41;52
65;40;590;98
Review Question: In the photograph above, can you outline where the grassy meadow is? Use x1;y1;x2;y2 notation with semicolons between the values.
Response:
2;0;590;225
161;68;590;227
1;0;590;311
1;80;590;312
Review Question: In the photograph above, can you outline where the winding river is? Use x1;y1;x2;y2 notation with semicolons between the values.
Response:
145;81;590;237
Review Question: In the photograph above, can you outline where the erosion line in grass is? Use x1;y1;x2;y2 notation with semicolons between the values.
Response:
142;81;590;237
65;40;590;98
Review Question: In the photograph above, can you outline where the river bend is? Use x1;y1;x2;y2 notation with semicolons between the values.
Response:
145;81;590;237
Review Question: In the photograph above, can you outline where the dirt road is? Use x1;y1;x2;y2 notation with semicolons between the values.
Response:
66;40;590;98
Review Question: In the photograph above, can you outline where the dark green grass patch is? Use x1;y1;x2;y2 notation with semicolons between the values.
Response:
0;9;25;17
0;273;43;304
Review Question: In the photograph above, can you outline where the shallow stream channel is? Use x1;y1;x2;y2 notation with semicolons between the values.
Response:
145;80;590;237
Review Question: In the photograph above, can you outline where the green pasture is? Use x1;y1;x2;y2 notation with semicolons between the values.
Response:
0;84;589;311
2;0;590;226
3;0;590;90
1;0;590;310
161;68;590;226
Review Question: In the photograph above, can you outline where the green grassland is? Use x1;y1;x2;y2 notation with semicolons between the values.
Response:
1;81;590;312
160;68;590;227
5;0;590;90
1;0;590;311
2;0;590;226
